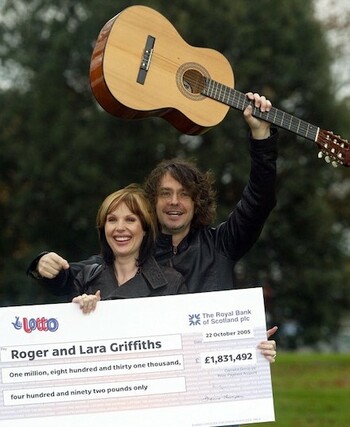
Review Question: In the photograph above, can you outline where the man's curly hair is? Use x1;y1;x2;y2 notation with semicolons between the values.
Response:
144;158;217;228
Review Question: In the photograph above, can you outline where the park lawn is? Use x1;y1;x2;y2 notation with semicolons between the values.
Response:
250;352;350;427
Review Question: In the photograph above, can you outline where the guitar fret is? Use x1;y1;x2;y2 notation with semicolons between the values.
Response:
210;80;216;97
270;108;277;124
213;81;220;99
219;83;225;102
218;82;224;101
237;92;248;111
223;86;230;104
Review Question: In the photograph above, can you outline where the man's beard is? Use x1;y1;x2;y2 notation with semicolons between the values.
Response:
161;222;187;234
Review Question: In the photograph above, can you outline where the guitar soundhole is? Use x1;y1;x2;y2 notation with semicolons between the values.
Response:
176;63;208;101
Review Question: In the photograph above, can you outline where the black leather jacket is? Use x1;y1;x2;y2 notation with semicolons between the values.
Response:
28;132;277;295
70;256;187;301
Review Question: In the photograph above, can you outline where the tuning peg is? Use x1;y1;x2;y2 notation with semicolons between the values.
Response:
317;151;342;167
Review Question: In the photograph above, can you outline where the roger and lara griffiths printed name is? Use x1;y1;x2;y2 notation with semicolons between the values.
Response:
10;340;162;361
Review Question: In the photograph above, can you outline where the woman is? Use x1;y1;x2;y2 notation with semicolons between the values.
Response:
72;184;187;312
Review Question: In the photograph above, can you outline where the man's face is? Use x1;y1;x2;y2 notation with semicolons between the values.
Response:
156;172;195;241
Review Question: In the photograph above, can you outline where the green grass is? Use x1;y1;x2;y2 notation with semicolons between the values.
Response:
250;352;350;427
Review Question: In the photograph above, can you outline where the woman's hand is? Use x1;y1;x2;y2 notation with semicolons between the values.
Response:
72;290;101;314
37;252;69;278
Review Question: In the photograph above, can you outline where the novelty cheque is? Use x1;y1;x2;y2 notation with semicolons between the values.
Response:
0;287;275;427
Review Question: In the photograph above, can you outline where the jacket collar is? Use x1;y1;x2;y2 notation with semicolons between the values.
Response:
103;257;168;300
141;256;168;289
156;229;195;252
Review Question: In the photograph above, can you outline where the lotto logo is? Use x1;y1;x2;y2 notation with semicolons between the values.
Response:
12;316;59;333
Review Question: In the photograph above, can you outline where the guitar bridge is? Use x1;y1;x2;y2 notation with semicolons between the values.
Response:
137;35;155;84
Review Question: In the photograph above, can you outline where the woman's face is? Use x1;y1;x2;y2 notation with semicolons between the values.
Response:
104;202;145;261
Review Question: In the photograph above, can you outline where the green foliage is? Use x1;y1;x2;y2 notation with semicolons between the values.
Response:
0;0;349;347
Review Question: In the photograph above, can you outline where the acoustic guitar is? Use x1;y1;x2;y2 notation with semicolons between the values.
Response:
89;5;349;167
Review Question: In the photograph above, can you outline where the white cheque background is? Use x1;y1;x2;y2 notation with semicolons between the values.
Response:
0;287;275;426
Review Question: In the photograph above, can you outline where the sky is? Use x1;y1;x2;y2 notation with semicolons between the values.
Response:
314;0;350;98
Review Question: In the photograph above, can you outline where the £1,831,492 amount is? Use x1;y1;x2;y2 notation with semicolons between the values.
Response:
201;348;256;368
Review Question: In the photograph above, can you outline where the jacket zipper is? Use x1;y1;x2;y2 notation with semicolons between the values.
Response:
168;245;177;268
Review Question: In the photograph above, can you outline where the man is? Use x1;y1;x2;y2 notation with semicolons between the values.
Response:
28;92;277;297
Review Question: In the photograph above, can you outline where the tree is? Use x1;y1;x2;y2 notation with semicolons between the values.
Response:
0;0;349;347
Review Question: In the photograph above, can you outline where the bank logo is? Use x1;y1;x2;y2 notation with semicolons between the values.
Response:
11;316;59;333
188;313;201;326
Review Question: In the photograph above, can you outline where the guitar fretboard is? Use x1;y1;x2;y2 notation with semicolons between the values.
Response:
202;78;319;142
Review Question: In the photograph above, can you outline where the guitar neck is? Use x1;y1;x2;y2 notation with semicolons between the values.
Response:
202;78;319;142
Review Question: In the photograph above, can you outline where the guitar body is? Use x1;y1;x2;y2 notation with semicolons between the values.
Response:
90;5;234;134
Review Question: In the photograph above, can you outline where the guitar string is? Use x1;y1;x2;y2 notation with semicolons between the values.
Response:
204;78;319;140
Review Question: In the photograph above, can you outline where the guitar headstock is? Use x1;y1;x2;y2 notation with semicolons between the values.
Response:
316;130;350;168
